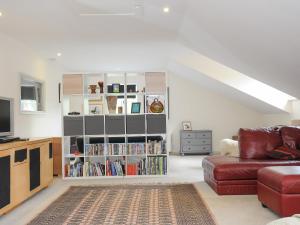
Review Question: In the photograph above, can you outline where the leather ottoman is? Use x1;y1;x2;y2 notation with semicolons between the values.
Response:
203;156;300;195
257;166;300;217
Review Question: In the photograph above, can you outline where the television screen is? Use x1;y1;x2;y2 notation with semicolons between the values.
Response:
0;99;11;133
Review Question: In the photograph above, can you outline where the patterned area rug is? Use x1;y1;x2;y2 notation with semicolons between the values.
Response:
29;184;216;225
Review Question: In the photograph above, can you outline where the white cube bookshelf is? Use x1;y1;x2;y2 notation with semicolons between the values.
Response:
62;72;168;178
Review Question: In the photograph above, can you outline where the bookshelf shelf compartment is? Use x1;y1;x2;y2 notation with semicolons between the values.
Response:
62;72;168;179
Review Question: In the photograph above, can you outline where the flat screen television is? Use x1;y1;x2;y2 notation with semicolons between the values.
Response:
0;97;14;137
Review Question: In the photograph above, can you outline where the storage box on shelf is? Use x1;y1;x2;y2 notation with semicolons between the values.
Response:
62;72;168;178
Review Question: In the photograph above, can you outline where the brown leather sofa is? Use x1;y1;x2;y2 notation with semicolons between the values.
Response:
203;126;300;195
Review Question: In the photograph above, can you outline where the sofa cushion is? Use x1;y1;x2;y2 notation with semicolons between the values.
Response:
258;166;300;194
281;126;300;149
239;127;283;159
202;156;300;181
267;146;300;160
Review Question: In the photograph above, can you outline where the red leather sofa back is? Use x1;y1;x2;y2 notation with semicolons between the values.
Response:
280;126;300;149
239;127;283;159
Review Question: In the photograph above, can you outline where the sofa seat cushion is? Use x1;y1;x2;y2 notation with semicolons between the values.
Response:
258;166;300;194
203;156;300;181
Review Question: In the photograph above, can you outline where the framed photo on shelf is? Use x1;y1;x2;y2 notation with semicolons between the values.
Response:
182;121;192;131
88;99;103;115
112;83;120;93
131;102;141;114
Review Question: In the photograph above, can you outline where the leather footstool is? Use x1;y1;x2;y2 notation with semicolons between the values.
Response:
257;166;300;217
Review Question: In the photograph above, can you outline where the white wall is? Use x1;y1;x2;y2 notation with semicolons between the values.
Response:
0;33;63;138
261;114;291;127
167;73;264;153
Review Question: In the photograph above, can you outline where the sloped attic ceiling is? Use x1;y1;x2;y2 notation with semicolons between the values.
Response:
0;0;298;113
181;0;300;98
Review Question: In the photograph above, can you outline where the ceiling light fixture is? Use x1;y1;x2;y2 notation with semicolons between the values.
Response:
57;52;62;57
163;7;170;13
0;12;3;17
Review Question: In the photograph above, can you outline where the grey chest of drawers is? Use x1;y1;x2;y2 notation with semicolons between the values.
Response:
180;130;212;155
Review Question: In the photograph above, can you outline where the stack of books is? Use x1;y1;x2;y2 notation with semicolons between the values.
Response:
84;161;105;176
85;144;105;156
65;158;83;177
127;143;146;155
106;159;125;176
146;140;166;154
127;158;146;175
107;144;126;155
147;156;167;175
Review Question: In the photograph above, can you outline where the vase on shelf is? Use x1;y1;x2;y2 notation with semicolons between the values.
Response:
150;98;164;113
98;81;104;93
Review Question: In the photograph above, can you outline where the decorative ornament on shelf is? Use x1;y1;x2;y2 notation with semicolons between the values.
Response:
118;106;123;114
89;85;97;94
150;98;164;113
98;81;104;93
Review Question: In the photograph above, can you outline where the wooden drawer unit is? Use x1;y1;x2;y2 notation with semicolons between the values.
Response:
180;130;212;155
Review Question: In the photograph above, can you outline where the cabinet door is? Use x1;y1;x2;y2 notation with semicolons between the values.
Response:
52;138;62;176
0;151;11;210
12;148;29;205
29;148;40;191
41;142;53;186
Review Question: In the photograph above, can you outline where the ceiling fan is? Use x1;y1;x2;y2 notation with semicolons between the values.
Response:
68;0;144;16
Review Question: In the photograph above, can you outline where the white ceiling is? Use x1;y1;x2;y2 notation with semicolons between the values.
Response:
0;0;299;113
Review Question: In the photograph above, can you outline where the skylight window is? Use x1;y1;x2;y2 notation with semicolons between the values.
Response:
174;46;296;112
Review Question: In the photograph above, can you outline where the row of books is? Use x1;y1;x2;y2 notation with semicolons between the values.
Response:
106;159;126;176
127;143;146;155
146;140;166;154
64;157;166;177
85;144;105;156
107;144;126;155
147;156;167;175
127;158;147;175
84;161;105;176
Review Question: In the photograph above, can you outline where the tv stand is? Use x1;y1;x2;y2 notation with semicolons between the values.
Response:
0;137;20;144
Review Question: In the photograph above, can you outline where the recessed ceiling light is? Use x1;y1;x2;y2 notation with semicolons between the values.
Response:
163;7;170;13
0;12;3;17
57;52;62;57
